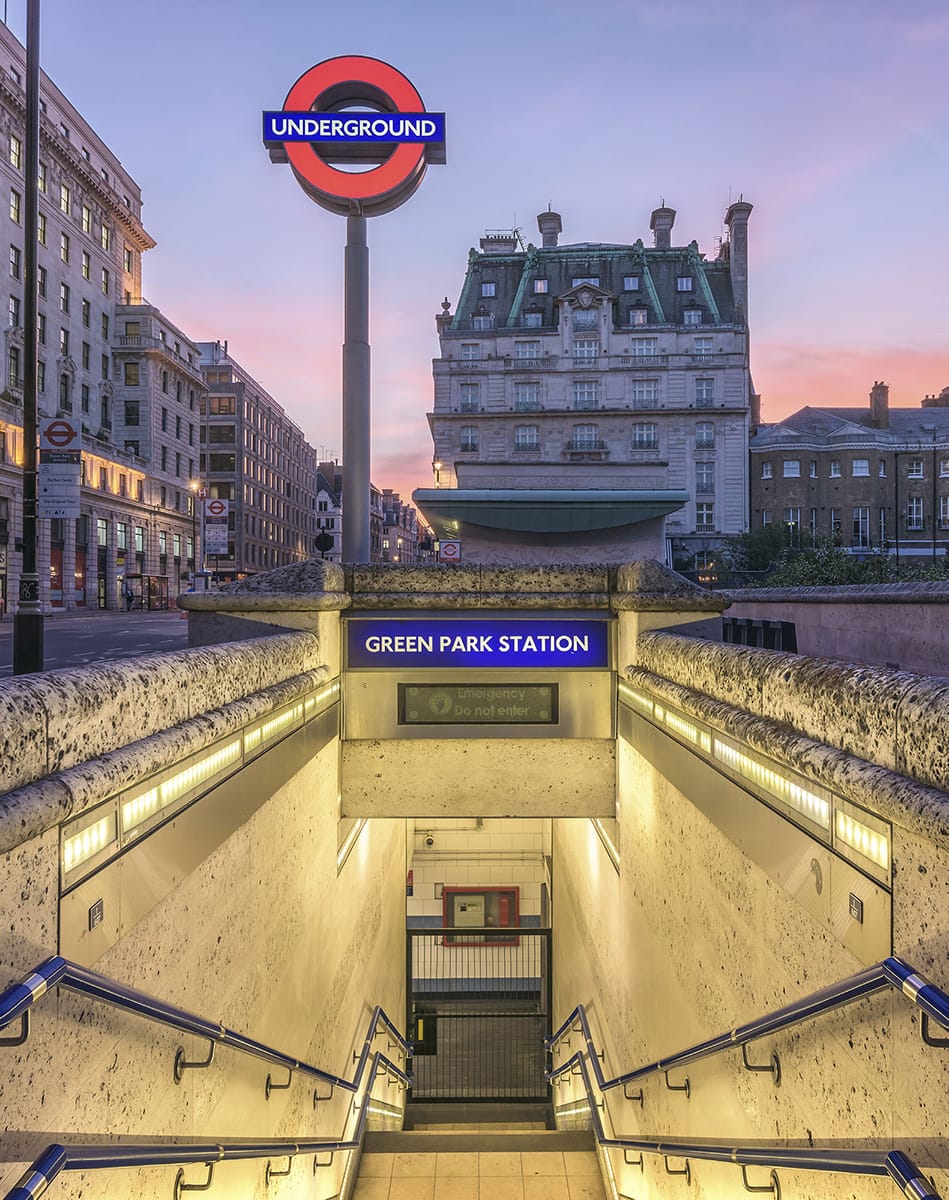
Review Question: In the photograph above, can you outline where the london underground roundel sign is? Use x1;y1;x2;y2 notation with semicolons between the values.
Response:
263;56;445;217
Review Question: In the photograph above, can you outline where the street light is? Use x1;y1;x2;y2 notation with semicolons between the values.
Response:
433;459;442;488
188;479;203;582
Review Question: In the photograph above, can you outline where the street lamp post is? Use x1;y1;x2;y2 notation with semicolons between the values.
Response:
188;479;204;584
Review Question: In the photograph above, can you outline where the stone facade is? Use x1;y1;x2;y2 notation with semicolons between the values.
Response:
417;204;753;565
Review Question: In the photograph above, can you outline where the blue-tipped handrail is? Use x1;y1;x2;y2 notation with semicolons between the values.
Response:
553;1051;942;1200
5;1045;410;1200
0;955;410;1091
548;955;949;1093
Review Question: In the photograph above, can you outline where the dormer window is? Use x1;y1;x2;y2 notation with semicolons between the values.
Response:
532;278;549;294
676;276;693;291
522;311;543;328
623;276;640;291
572;276;599;287
481;282;496;297
629;308;648;326
683;309;702;326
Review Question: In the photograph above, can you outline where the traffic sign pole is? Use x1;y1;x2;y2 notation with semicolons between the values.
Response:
13;0;43;675
342;213;370;563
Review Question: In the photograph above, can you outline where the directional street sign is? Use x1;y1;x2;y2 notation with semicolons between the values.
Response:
38;417;81;518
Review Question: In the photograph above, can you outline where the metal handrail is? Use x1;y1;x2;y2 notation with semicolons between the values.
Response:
5;1046;408;1200
548;955;949;1093
0;954;411;1091
552;1052;941;1200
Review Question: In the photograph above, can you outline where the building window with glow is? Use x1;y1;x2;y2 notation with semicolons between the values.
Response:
572;423;599;449
632;422;658;450
101;268;110;296
81;250;90;281
852;459;870;477
628;307;648;326
906;497;923;531
784;507;801;544
81;204;92;233
696;503;714;532
460;426;479;452
783;459;800;478
631;379;658;408
514;424;539;451
515;340;540;360
696;461;715;494
572;308;598;331
514;382;539;411
573;380;599;410
459;382;479;412
695;421;714;449
830;460;841;478
9;134;21;169
853;506;871;546
532;278;549;294
101;224;110;251
60;232;69;264
907;459;924;479
9;188;19;224
695;378;714;407
60;184;70;214
460;343;479;361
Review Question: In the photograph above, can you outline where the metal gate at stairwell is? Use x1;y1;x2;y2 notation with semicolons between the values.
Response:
407;928;551;1102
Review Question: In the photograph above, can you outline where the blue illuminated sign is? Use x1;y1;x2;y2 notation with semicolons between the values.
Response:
262;111;446;144
347;618;610;669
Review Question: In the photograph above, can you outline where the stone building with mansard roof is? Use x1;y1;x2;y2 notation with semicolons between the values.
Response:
414;202;753;565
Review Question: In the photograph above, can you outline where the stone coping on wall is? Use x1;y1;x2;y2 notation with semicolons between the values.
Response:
635;630;949;802
726;582;949;604
0;631;323;794
178;558;726;613
625;663;949;851
0;666;332;855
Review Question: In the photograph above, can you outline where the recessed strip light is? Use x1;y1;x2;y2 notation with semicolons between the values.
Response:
62;812;117;875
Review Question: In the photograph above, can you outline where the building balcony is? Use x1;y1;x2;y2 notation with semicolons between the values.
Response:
563;440;608;461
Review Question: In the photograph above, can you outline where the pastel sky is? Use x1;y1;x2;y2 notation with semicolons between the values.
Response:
9;0;949;501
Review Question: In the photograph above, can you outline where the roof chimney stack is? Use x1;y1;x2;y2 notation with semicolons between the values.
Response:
649;204;676;249
869;380;889;428
724;199;753;323
536;209;562;247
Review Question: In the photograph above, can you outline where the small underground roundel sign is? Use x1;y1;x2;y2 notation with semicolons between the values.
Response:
263;55;446;216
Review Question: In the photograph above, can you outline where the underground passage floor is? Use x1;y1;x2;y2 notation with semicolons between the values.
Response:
354;1146;606;1200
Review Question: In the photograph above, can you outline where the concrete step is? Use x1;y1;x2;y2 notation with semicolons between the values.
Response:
365;1128;594;1153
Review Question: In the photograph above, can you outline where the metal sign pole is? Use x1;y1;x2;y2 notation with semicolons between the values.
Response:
13;0;43;674
342;212;370;563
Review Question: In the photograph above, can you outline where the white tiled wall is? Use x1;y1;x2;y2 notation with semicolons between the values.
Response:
406;817;551;921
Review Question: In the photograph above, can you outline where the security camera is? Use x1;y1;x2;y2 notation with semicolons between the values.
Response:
424;833;435;847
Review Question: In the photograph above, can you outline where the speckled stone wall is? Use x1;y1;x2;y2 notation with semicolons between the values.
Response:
0;728;406;1200
726;583;949;676
551;665;949;1200
0;606;404;1200
635;630;949;800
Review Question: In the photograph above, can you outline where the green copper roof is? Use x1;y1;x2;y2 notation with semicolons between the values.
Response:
412;488;689;537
